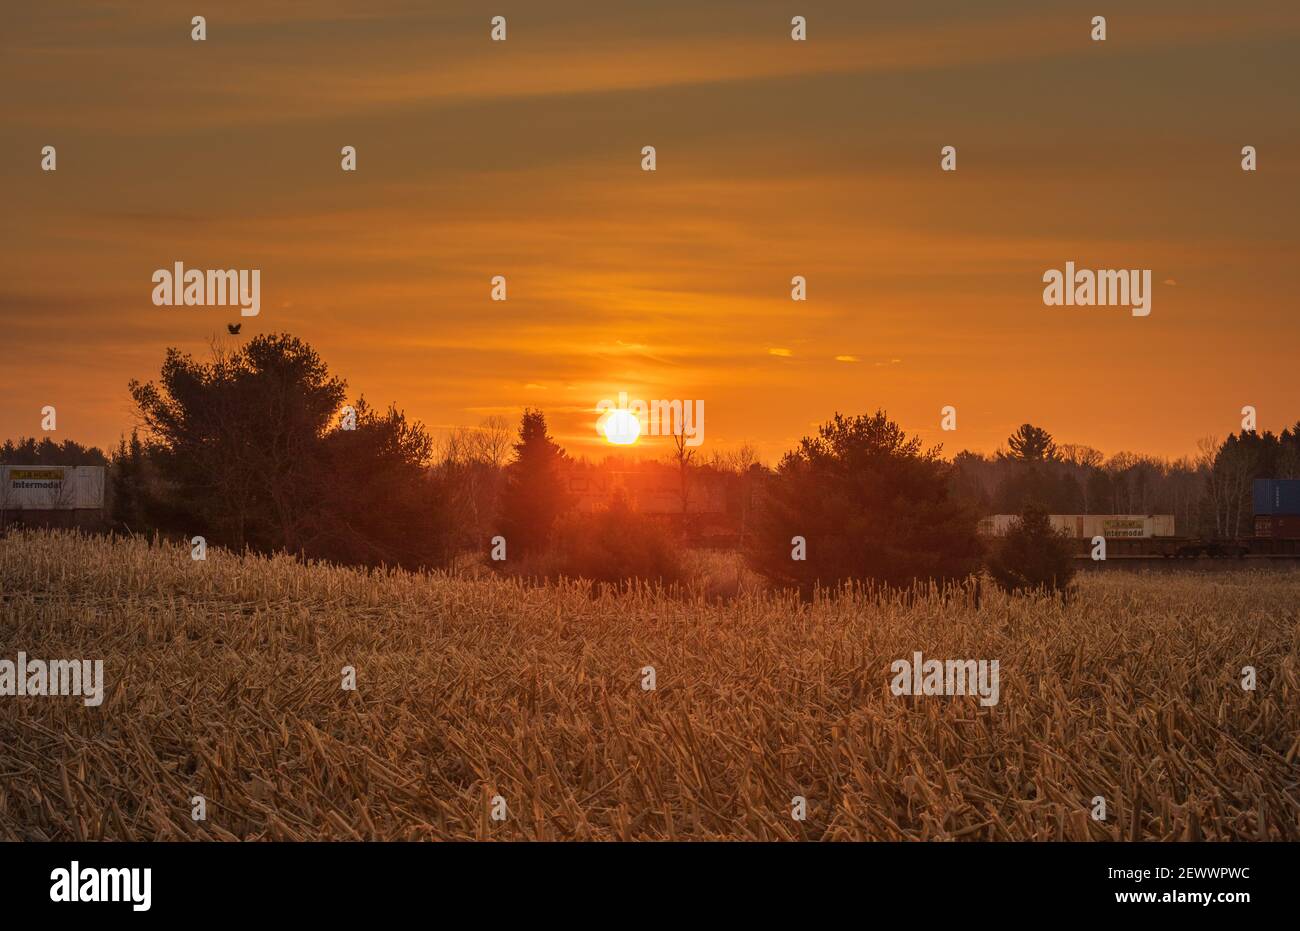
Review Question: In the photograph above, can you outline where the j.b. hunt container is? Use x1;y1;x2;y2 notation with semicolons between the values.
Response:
1253;479;1300;516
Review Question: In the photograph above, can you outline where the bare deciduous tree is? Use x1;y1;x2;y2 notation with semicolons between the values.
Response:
670;431;695;521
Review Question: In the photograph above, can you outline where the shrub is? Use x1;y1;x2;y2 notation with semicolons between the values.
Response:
986;505;1076;595
512;493;683;587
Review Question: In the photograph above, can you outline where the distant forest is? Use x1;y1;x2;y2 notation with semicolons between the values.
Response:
2;336;1296;571
4;417;1295;544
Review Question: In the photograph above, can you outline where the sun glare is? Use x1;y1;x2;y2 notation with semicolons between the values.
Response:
603;409;641;445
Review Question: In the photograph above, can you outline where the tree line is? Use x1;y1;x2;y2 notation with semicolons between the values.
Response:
1;334;1293;594
950;422;1300;538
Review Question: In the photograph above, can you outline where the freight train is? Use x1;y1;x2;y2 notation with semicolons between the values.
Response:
980;479;1300;560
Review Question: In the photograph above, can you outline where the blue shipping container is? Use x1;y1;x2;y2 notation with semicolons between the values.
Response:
1253;479;1300;516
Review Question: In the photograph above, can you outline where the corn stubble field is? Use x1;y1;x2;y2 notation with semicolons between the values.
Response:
1;529;1297;841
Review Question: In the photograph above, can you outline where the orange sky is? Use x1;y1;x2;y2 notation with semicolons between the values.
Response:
3;0;1298;464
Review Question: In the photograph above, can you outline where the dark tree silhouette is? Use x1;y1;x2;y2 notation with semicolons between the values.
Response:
1003;424;1058;463
748;410;982;593
109;432;148;531
303;397;454;567
130;334;346;550
0;437;107;466
126;334;449;568
496;409;572;557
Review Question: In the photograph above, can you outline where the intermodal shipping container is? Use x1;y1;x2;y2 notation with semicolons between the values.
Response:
978;514;1175;538
1255;514;1300;539
0;465;105;509
1253;479;1300;516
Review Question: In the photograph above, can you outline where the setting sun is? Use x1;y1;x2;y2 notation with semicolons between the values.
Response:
603;408;641;445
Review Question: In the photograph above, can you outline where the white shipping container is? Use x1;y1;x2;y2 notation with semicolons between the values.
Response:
0;465;105;510
978;514;1175;539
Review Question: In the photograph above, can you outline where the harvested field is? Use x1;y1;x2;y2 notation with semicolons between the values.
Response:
1;529;1297;840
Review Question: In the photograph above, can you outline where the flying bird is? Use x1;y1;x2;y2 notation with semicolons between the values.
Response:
227;323;242;335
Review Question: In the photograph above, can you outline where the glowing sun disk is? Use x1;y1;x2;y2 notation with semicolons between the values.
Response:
603;409;641;445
